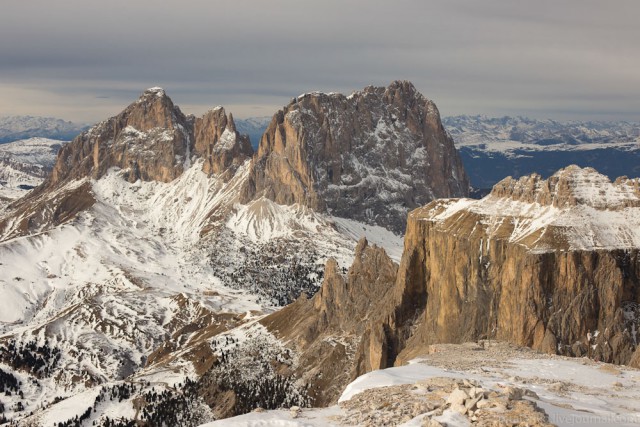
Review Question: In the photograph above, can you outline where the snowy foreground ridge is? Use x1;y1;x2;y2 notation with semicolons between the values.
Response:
206;342;640;427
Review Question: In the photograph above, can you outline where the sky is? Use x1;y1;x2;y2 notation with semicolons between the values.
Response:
0;0;638;123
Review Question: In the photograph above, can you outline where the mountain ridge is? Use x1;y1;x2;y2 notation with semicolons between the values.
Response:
0;81;468;425
0;115;88;143
445;115;640;188
244;165;640;412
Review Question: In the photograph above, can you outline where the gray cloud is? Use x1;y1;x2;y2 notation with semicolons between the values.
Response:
0;0;638;122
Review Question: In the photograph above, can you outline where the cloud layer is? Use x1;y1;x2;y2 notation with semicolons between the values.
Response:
1;0;638;122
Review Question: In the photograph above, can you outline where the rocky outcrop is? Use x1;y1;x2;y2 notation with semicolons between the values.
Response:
260;238;398;406
388;166;640;366
241;80;469;234
47;87;193;187
0;88;195;238
194;108;253;180
0;180;95;240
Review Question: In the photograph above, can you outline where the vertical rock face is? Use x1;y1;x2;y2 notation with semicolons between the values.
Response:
48;87;194;187
241;80;469;234
390;166;640;366
260;238;398;406
261;166;640;407
193;108;253;179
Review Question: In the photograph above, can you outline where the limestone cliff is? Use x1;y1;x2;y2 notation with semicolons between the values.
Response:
390;166;640;366
241;80;469;234
261;238;397;406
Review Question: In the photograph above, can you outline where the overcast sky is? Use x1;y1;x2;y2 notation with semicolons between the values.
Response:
0;0;638;123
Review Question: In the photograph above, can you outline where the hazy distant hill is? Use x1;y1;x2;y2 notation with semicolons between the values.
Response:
0;115;88;143
234;116;271;149
444;115;640;189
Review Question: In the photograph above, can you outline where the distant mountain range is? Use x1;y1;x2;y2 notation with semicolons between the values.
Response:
443;115;640;189
0;115;88;143
234;116;271;149
4;114;640;193
0;137;65;203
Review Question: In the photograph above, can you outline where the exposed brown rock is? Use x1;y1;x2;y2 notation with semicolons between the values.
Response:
47;87;193;188
0;88;257;241
491;165;640;209
257;167;640;407
241;81;469;234
387;167;640;366
336;374;552;427
194;108;253;179
0;181;95;240
260;238;398;406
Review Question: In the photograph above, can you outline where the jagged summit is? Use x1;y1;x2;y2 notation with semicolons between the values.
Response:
0;89;254;239
39;88;254;190
193;106;253;178
44;88;192;189
242;80;469;234
491;165;640;209
0;81;471;241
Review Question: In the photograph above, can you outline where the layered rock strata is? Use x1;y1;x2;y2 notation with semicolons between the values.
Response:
391;166;640;366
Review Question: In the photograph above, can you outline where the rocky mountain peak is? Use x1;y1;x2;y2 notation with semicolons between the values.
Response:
122;86;185;132
490;165;640;209
193;107;253;178
43;88;192;189
142;86;166;97
241;81;469;234
261;237;398;405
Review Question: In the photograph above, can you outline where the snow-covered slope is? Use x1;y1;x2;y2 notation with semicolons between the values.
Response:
207;342;640;427
445;115;640;150
444;115;640;188
0;158;401;425
0;137;65;202
0;116;86;143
